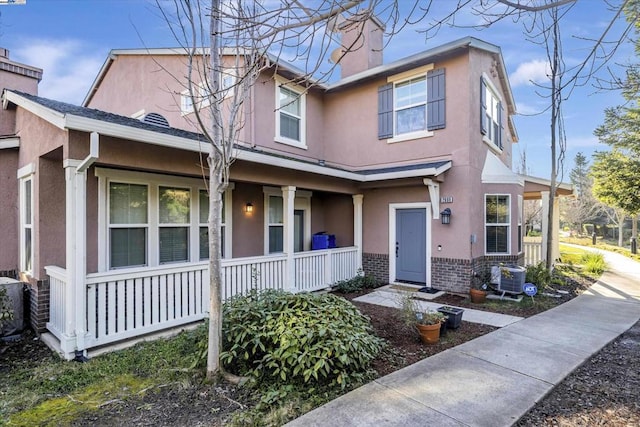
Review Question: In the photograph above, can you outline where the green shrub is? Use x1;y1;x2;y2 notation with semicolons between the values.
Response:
581;252;607;275
525;262;552;291
333;269;381;293
220;290;384;388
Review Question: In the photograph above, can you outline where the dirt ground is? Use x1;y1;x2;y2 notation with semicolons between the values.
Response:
3;281;638;426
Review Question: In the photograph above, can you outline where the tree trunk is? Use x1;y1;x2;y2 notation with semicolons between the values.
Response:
207;0;224;380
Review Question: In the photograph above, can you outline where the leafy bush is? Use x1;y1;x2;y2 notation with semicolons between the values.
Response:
525;262;552;291
581;252;607;275
333;269;381;293
220;290;384;388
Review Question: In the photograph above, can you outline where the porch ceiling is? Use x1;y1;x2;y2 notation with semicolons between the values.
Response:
522;175;573;200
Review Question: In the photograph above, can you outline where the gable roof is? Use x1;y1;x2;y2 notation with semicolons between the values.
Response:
3;89;451;183
82;37;516;115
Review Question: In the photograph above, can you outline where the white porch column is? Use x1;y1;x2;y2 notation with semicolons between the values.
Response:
352;194;363;272
282;186;296;292
63;159;88;356
540;191;550;263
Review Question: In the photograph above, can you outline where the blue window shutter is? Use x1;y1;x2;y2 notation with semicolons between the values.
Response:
480;78;487;135
427;68;445;130
378;83;393;139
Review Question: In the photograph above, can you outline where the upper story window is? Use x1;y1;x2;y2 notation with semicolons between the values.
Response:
485;194;510;254
395;76;427;135
275;77;307;149
378;66;445;143
481;75;503;150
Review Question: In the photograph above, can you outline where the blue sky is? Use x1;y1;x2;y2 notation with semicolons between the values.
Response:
0;0;633;180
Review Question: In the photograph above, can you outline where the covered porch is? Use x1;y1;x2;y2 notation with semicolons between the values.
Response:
522;175;573;266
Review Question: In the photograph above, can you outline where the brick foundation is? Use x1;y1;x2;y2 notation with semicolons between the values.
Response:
362;253;389;284
364;252;524;293
24;278;49;333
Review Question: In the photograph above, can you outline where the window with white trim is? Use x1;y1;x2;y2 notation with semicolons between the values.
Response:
394;76;427;135
275;79;306;148
98;168;233;271
20;177;33;273
481;76;503;149
517;195;523;253
159;186;190;264
267;195;284;253
109;182;148;268
485;194;510;254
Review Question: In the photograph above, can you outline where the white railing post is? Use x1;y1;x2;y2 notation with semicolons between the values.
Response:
325;250;333;287
352;194;363;273
282;186;296;292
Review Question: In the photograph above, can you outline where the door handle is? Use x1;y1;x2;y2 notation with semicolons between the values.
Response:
395;242;399;258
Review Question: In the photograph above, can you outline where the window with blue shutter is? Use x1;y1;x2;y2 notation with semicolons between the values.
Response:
378;68;446;140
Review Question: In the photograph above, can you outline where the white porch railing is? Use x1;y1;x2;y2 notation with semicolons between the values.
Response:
46;246;359;356
294;247;359;292
523;237;543;266
45;265;68;342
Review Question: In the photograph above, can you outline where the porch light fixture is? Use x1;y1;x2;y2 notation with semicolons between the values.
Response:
245;202;254;214
440;208;451;225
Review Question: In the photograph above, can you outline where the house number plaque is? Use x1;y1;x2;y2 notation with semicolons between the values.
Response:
440;196;453;203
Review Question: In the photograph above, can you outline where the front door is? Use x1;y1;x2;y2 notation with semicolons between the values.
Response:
396;208;426;283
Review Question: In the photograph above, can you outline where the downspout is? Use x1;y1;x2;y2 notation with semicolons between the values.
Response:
73;132;99;361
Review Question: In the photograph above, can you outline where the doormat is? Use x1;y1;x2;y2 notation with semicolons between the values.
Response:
389;284;421;292
418;286;441;294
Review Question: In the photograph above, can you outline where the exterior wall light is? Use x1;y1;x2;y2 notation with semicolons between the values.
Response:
245;202;254;214
440;208;451;225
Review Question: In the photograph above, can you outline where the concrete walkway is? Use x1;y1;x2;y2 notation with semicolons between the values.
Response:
287;250;640;427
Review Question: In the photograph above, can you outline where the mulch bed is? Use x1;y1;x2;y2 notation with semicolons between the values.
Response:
3;272;638;426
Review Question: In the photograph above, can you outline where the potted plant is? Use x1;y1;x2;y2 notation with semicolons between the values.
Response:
469;271;489;303
398;293;446;345
437;305;464;329
415;310;447;344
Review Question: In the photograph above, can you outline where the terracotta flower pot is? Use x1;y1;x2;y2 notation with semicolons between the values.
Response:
469;288;487;303
416;322;441;345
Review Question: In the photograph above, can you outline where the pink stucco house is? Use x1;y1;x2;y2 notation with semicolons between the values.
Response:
0;19;570;359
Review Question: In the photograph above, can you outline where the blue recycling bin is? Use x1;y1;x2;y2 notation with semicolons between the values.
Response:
312;232;336;250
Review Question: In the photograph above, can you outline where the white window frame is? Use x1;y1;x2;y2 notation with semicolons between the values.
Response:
263;186;311;254
158;186;191;265
274;76;307;149
485;194;511;255
387;64;435;144
518;195;523;253
482;73;503;151
198;185;233;260
96;168;233;272
18;163;35;275
108;181;150;269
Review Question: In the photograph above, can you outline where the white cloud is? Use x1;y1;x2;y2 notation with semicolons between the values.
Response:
12;39;104;105
509;59;550;87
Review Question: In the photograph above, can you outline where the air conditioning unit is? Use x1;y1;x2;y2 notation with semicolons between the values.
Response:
490;265;526;295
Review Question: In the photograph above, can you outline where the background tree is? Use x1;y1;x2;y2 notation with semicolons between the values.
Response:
591;150;640;245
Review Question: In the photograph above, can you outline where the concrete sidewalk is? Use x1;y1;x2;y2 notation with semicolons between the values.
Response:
287;251;640;427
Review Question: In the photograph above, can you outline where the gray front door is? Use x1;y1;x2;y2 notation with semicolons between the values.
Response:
294;210;304;252
396;208;426;283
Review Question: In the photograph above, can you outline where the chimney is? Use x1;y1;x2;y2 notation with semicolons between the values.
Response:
334;13;384;79
0;48;9;59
